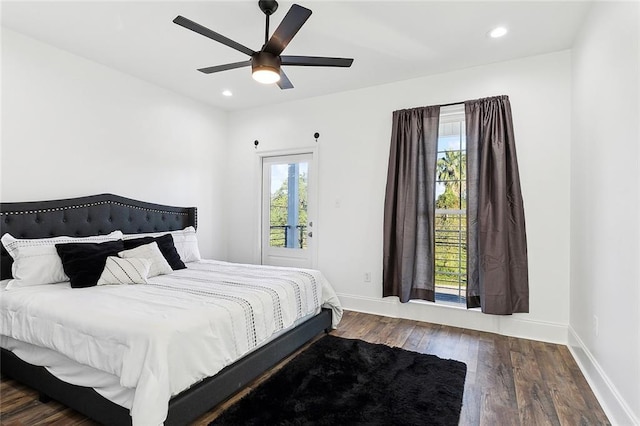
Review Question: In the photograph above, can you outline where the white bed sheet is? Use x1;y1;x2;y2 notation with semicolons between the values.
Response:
0;334;135;407
0;260;342;426
0;308;320;412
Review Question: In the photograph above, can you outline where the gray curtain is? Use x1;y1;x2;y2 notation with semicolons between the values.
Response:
466;96;529;314
383;106;440;302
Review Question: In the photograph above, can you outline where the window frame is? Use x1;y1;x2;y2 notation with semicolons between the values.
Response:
434;105;467;305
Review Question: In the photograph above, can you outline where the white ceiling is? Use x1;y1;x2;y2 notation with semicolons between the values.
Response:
1;1;591;111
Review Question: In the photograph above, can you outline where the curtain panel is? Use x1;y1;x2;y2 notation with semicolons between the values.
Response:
466;96;529;314
383;106;440;302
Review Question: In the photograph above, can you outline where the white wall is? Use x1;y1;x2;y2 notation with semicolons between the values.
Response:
570;2;640;424
0;28;229;259
227;51;572;343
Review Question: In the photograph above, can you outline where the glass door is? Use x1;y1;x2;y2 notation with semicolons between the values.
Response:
261;153;315;268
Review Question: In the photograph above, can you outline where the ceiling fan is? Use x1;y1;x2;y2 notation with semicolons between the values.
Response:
173;0;354;90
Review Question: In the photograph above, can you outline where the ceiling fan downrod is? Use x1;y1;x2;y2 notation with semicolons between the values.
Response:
259;0;279;45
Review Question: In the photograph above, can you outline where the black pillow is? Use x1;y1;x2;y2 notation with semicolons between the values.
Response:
56;240;124;288
123;234;186;270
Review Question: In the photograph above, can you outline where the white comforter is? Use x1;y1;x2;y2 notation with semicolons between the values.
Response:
0;260;342;426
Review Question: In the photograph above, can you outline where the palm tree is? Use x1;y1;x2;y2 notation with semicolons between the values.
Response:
437;150;466;204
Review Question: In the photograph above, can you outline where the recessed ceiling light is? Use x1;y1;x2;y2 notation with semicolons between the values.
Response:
222;90;233;97
489;26;508;38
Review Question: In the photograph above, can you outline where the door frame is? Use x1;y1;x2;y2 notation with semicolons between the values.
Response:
256;147;319;268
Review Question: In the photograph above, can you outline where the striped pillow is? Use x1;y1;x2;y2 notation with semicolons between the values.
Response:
97;257;151;286
118;241;172;278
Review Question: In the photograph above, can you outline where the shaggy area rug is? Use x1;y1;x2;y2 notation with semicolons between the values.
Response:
210;335;467;425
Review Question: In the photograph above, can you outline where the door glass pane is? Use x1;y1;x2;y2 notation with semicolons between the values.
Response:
269;161;308;249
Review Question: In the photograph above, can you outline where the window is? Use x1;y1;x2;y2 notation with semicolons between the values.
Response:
434;105;467;304
384;98;526;311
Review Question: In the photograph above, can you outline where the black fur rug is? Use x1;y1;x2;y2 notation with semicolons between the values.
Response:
210;335;467;426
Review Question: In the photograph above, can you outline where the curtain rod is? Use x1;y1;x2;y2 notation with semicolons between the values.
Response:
438;101;465;107
394;101;463;114
440;95;508;107
397;96;507;113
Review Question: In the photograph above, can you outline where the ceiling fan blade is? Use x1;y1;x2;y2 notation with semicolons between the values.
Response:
281;56;354;67
263;4;312;56
277;69;294;90
173;15;255;57
198;60;252;74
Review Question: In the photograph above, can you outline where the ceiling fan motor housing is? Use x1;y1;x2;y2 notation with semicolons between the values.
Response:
252;51;281;73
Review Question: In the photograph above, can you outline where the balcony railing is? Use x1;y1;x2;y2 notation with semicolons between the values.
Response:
269;225;307;249
435;211;467;304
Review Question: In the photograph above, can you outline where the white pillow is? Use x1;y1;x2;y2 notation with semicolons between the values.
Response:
97;257;151;286
123;226;201;263
1;231;123;290
118;241;172;278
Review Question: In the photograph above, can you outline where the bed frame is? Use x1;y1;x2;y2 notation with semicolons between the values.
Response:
0;193;332;425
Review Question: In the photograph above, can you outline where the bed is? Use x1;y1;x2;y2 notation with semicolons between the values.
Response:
0;193;341;425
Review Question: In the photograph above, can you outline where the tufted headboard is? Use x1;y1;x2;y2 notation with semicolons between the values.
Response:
0;193;197;280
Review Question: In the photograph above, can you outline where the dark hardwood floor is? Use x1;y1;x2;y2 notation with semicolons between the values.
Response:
0;310;609;425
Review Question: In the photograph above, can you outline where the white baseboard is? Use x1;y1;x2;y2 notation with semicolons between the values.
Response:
337;293;568;344
568;326;639;426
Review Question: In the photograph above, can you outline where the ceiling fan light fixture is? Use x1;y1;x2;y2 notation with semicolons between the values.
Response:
252;68;281;84
251;51;281;84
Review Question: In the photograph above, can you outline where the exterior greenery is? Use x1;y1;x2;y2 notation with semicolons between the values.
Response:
435;149;467;296
269;170;308;248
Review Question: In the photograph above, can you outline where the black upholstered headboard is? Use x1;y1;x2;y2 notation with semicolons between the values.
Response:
0;193;197;280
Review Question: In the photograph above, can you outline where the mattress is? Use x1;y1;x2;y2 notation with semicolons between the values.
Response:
0;260;343;425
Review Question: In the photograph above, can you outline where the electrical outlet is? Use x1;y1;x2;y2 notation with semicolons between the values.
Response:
593;315;599;337
364;272;371;283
